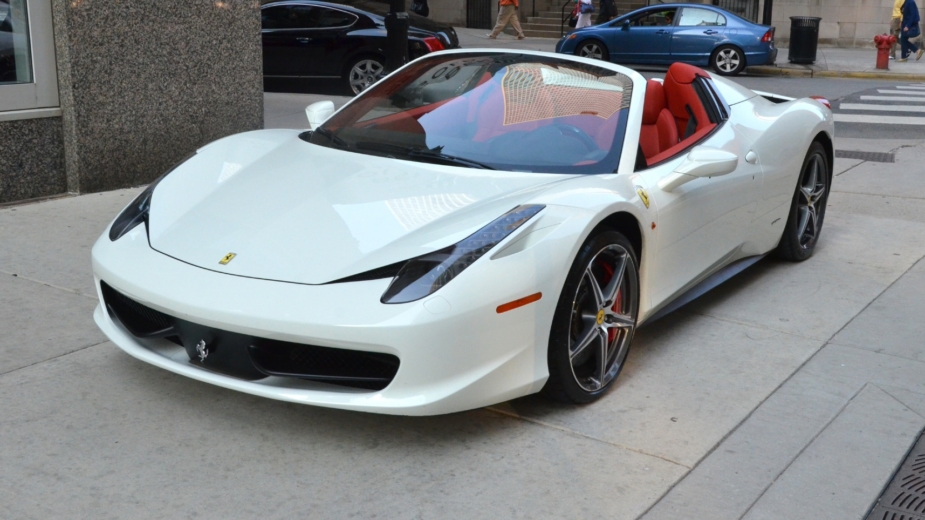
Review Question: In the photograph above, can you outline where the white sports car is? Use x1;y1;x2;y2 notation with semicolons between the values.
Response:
92;50;833;415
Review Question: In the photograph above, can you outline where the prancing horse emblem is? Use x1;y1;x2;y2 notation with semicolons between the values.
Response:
219;252;236;265
196;340;209;362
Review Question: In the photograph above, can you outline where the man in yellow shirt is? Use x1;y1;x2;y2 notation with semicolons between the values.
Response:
892;0;905;59
487;0;526;40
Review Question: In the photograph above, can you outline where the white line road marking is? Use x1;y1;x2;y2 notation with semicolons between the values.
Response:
860;95;925;102
896;85;925;90
876;89;925;96
839;103;925;113
834;113;925;125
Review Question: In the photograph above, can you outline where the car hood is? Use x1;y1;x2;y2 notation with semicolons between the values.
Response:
147;130;572;285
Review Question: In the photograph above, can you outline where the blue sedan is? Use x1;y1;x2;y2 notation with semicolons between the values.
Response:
555;4;777;76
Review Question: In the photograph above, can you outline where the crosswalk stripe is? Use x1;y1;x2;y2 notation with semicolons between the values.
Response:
860;95;925;102
839;103;925;113
896;85;925;90
876;89;925;96
834;113;925;125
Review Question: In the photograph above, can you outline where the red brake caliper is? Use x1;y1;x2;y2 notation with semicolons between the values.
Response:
599;260;622;344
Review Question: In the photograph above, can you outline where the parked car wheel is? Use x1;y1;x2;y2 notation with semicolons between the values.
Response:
775;141;831;261
344;55;385;95
575;40;610;61
543;230;639;404
711;45;746;76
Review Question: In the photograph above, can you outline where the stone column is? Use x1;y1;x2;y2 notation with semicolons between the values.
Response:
51;0;264;194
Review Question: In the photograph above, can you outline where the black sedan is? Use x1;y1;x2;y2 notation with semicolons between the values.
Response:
261;0;460;94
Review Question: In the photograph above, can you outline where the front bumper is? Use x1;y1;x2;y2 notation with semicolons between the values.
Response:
91;224;564;415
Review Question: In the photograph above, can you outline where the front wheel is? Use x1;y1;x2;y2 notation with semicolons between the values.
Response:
543;230;639;404
343;56;385;96
576;40;610;61
775;141;831;261
711;45;746;76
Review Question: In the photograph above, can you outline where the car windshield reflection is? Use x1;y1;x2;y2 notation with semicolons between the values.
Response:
307;52;633;174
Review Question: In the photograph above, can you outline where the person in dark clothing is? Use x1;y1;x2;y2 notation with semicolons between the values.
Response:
899;0;922;60
597;0;616;24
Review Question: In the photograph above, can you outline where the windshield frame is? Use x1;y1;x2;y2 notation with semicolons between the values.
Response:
305;50;641;175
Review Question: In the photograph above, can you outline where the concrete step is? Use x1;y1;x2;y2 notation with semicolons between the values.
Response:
527;16;562;24
505;27;567;39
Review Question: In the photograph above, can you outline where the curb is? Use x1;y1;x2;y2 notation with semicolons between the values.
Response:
746;65;925;81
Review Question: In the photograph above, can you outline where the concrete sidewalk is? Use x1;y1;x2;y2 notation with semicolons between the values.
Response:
751;46;925;80
2;106;925;517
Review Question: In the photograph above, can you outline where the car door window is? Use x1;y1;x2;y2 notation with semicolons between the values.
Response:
631;9;677;27
677;7;725;27
317;7;358;28
262;5;322;30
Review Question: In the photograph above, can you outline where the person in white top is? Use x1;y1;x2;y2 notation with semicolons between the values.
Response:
576;0;593;29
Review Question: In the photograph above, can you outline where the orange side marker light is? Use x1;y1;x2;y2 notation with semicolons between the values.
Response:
497;292;543;314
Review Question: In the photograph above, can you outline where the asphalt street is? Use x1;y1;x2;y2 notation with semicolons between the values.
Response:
4;42;925;519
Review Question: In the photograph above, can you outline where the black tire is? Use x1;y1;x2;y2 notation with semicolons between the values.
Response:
775;141;831;262
543;230;639;404
575;40;610;61
711;45;746;76
342;55;386;96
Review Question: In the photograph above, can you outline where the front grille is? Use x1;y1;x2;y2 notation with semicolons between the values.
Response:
101;281;174;337
100;281;399;390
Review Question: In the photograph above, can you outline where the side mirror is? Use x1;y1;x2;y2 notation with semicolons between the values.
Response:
305;100;335;130
657;146;738;192
622;20;630;30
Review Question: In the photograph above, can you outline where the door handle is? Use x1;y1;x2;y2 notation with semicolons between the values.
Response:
703;29;718;35
655;29;667;35
745;151;758;164
296;37;312;43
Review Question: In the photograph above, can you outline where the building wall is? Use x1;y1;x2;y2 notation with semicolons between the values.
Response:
50;0;264;194
0;117;66;204
765;0;923;47
429;0;466;26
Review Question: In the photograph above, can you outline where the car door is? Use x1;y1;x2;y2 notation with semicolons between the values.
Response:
609;8;676;64
634;80;761;307
307;6;360;76
670;7;727;64
261;4;324;77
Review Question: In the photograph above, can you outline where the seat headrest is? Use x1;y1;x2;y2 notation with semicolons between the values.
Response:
643;80;666;125
665;62;707;85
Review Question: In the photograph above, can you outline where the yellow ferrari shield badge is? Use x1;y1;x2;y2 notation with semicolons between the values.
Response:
596;309;605;326
636;186;650;209
219;252;236;265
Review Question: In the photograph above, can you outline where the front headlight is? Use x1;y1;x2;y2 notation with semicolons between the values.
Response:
381;205;544;304
108;152;195;241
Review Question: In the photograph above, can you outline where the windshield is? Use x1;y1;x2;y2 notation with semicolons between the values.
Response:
307;52;634;174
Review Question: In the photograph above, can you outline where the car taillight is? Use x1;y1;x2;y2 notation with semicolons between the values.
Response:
810;96;832;109
422;36;445;52
761;29;774;42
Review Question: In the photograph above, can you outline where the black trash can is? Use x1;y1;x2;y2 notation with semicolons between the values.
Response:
788;16;821;64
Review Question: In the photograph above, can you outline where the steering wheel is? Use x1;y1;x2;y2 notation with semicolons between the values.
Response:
553;124;599;154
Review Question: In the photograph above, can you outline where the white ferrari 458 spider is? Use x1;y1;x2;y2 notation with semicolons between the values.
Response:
92;50;834;415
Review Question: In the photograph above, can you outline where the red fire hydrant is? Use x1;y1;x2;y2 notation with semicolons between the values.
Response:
875;34;897;70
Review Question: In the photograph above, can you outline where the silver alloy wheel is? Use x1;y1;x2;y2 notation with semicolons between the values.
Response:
797;153;827;248
349;59;384;95
714;48;741;73
579;42;604;60
568;244;637;392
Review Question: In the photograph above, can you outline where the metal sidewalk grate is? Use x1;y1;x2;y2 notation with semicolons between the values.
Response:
867;430;925;520
835;150;896;163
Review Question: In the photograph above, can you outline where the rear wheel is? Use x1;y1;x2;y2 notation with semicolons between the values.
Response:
775;141;831;261
576;40;610;61
343;55;385;96
711;45;745;76
543;230;639;404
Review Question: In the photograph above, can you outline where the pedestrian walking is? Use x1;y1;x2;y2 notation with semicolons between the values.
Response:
597;0;616;25
898;0;923;61
575;0;594;29
891;0;904;59
486;0;525;40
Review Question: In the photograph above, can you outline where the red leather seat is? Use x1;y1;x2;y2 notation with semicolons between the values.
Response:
644;63;718;166
640;79;679;161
